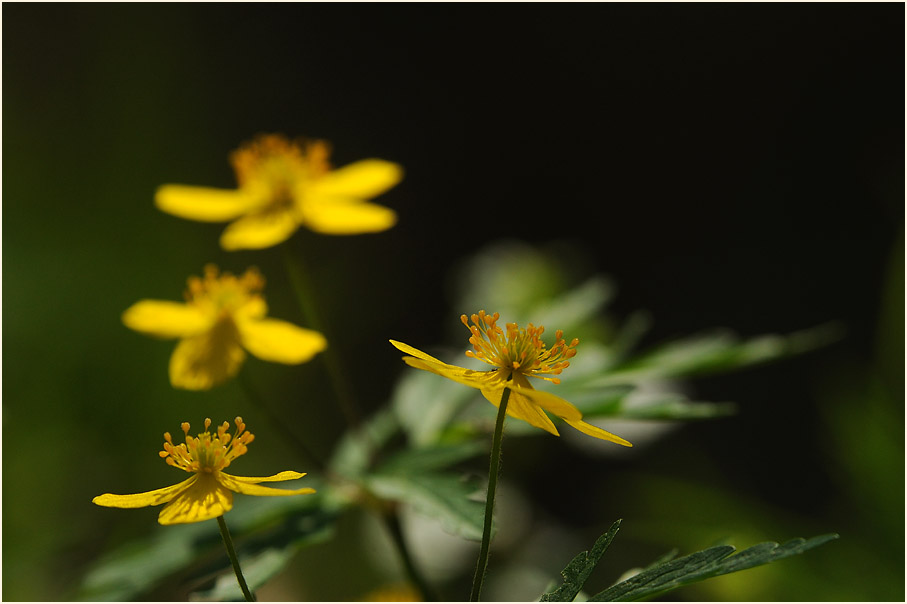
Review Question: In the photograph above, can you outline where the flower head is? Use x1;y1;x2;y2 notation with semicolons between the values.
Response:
155;134;402;250
123;264;327;390
390;311;632;446
93;417;315;525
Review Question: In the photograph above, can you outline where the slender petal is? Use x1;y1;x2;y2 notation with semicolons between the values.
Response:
122;300;212;339
92;475;197;509
169;320;246;390
155;185;262;222
299;197;396;234
219;473;317;497
219;207;300;250
564;419;634;447
509;382;584;421
227;471;307;484
238;318;327;364
401;355;499;390
483;385;560;435
158;474;234;525
311;159;403;198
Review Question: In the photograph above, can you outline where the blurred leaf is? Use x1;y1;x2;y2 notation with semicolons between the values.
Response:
591;324;843;386
328;408;402;479
375;440;487;474
540;519;622;602
589;534;839;601
365;471;487;541
79;483;340;601
392;366;476;447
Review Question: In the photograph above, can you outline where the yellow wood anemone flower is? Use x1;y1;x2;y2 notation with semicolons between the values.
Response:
93;417;315;525
390;311;632;446
155;134;402;250
123;264;327;390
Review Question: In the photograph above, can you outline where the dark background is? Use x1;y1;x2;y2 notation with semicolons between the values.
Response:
4;4;903;601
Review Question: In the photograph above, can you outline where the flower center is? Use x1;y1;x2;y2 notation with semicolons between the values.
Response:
229;134;331;210
461;311;578;383
160;417;255;474
184;264;264;320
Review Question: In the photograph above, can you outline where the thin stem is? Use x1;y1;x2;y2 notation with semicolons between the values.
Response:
383;507;438;601
237;371;327;472
281;242;363;430
470;386;511;602
217;515;256;602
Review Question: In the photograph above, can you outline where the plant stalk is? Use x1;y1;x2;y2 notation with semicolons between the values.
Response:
217;515;256;602
469;386;511;602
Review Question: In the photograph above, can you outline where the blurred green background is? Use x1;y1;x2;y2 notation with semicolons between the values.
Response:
3;4;903;601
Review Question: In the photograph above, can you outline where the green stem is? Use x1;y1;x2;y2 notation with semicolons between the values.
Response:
384;507;438;601
237;371;326;472
281;242;363;431
470;386;511;602
217;515;256;602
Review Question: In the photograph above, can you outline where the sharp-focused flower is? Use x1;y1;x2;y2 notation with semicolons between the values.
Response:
123;264;327;390
155;134;402;250
390;311;632;446
93;417;315;525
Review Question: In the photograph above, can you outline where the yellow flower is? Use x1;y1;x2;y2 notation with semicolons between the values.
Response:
390;311;632;446
123;264;327;390
93;417;315;525
155;134;402;250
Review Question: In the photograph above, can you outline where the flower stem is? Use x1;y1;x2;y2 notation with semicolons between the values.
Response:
281;242;363;431
470;386;511;602
217;515;256;602
383;507;438;601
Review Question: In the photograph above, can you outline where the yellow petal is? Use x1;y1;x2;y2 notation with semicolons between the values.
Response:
158;474;234;525
227;471;307;484
93;475;197;509
169;321;246;390
391;340;502;387
238;318;327;364
563;418;633;447
155;185;261;222
402;356;499;391
300;197;396;235
219;473;317;497
389;340;448;365
482;385;560;435
122;300;212;339
220;207;300;250
509;382;583;421
311;160;403;198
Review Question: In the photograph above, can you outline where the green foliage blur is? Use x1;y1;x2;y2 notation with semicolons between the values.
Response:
4;4;903;602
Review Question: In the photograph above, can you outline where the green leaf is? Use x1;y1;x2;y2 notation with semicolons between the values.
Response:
592;324;843;386
328;407;402;479
375;440;487;474
589;534;839;601
365;471;487;540
79;482;341;601
540;520;622;602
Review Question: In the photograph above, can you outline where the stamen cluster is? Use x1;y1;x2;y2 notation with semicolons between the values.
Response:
184;264;264;316
160;417;255;474
461;310;578;383
229;134;331;191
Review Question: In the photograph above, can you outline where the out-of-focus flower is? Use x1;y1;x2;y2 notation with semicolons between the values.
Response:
155;134;402;250
93;417;315;525
361;584;422;601
391;311;632;446
123;264;326;390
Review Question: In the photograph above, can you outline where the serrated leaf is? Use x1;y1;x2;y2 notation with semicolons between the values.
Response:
365;472;487;540
541;520;622;602
589;534;839;601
